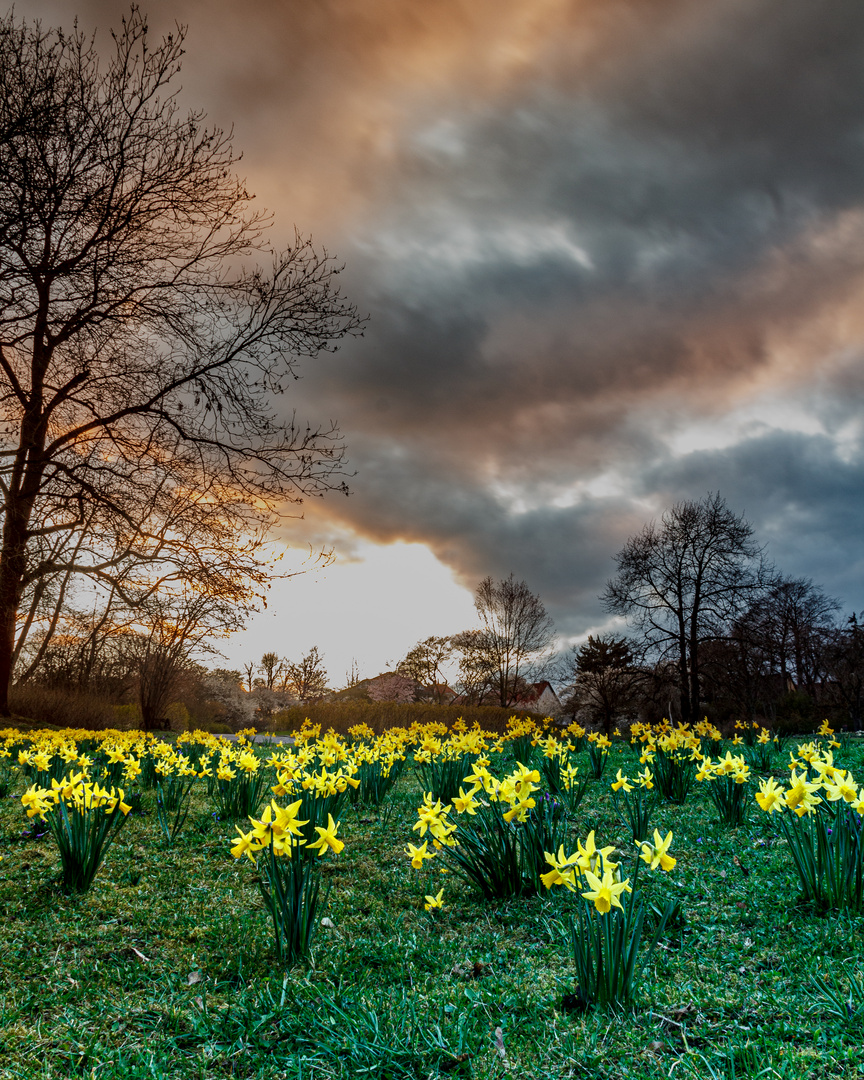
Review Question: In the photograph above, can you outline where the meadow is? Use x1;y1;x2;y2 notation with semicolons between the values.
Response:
1;717;864;1079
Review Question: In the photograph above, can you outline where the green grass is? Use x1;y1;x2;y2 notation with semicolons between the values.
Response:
2;737;864;1078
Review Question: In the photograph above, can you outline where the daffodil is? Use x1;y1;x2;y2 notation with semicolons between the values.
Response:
575;830;618;875
581;867;631;914
307;813;344;855
272;798;310;837
540;845;580;891
405;840;435;869
231;827;257;862
611;769;633;792
452;786;480;815
634;767;654;790
21;784;53;818
32;750;52;772
755;776;784;813
637;829;676;871
424;888;444;912
785;769;822;817
823;776;858;805
502;795;535;823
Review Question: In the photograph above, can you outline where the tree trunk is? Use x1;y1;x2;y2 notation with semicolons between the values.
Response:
0;496;36;716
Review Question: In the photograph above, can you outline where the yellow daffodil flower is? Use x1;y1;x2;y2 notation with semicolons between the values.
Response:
308;814;344;855
581;867;631;914
540;845;580;891
405;840;435;869
452;786;480;815
785;769;822;817
575;830;618;875
424;888;444;912
755;776;784;813
637;829;676;871
611;769;633;792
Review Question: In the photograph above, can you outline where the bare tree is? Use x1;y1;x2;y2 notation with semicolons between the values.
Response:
242;661;257;693
824;614;864;730
450;629;498;705
342;658;361;691
258;652;284;691
698;628;771;727
128;591;235;730
397;636;453;702
282;646;328;702
0;11;364;714
471;574;555;708
745;577;839;698
603;493;770;726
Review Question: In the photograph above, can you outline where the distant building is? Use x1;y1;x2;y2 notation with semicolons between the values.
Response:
512;680;562;715
451;680;562;714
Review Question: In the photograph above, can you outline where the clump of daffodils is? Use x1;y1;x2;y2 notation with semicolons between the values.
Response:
756;746;864;912
541;828;679;1011
413;727;490;804
755;745;864;819
22;773;131;819
231;798;344;862
541;828;675;912
585;732;612;779
230;797;344;966
610;766;655;840
696;751;751;826
405;762;565;899
21;773;131;893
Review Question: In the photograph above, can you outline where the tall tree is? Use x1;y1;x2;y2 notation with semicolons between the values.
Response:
258;652;284;692
0;11;364;714
397;636;453;702
603;493;770;725
472;574;555;707
129;590;235;730
744;577;839;698
449;629;497;705
566;635;643;734
824;614;864;730
282;646;328;702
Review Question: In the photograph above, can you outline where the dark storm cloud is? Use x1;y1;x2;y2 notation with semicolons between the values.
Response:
24;0;864;626
279;432;645;635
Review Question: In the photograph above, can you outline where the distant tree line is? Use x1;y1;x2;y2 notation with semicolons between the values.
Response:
391;494;864;736
565;493;863;733
8;491;862;734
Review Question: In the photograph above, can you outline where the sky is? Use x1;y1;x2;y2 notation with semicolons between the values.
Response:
27;0;864;684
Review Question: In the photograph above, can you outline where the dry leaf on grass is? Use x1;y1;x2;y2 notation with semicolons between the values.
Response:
450;960;492;979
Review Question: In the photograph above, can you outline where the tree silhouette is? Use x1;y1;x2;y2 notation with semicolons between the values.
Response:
603;493;770;725
0;10;364;713
472;574;554;707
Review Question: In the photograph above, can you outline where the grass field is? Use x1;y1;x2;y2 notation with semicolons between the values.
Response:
2;726;864;1079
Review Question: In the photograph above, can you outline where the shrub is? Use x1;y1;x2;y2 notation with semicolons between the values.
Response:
9;684;116;729
271;701;545;737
